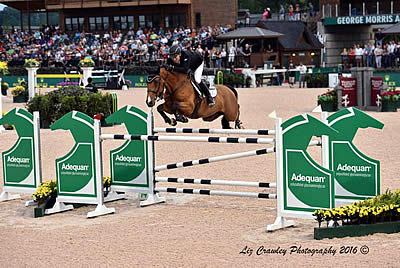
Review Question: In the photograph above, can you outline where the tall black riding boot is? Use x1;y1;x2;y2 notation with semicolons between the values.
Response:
199;81;215;106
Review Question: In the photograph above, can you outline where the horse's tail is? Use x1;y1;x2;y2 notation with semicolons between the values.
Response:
225;85;238;99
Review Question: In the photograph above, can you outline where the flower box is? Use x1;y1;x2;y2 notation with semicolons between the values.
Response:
13;94;27;103
381;99;398;112
314;221;400;240
320;101;335;112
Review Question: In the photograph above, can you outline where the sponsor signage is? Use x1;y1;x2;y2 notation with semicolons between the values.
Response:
324;14;400;25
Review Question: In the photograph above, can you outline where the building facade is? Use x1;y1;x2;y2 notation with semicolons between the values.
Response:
1;0;238;31
319;0;400;66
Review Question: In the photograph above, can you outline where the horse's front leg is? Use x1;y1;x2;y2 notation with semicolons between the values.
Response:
171;103;189;123
157;104;176;126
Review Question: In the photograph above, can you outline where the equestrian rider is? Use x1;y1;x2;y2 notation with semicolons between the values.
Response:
167;45;215;106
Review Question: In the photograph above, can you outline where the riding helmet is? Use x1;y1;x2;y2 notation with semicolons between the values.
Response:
169;45;182;57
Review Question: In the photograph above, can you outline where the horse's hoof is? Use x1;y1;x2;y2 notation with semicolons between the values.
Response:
171;118;177;126
182;117;189;123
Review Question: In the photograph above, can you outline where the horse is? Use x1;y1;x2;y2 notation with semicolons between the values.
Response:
146;67;243;129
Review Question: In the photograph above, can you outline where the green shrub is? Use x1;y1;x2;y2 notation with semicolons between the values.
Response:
26;85;113;125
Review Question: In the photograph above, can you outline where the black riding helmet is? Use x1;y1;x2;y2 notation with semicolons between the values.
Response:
169;45;182;58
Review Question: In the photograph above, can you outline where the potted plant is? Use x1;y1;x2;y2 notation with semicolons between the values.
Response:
380;91;398;112
33;177;113;217
314;189;400;240
1;81;8;96
317;89;337;112
79;58;95;67
11;85;28;103
0;61;8;76
32;180;58;217
24;59;40;68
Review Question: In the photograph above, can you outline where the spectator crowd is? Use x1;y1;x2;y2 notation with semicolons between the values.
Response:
341;29;400;69
0;24;250;69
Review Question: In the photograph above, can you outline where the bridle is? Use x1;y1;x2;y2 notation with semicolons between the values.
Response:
146;72;169;101
147;69;190;101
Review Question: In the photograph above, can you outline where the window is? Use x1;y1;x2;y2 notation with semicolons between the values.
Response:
65;17;84;32
139;15;160;28
114;16;134;30
195;13;201;28
89;17;109;31
165;13;186;28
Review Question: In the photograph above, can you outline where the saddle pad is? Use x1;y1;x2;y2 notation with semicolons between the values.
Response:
209;87;217;97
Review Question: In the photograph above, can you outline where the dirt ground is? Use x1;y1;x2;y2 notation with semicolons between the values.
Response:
0;85;399;267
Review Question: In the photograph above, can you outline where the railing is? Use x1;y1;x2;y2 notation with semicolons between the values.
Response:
322;1;400;18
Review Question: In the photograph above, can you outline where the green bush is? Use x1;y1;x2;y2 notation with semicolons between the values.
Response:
26;85;113;125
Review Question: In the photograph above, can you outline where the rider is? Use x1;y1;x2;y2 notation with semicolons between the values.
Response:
167;45;215;106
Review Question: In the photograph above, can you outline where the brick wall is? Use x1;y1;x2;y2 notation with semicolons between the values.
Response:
191;0;237;27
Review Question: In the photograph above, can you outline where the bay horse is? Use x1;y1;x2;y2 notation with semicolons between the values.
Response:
146;67;243;129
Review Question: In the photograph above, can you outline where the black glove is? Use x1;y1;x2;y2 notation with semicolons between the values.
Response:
166;65;174;72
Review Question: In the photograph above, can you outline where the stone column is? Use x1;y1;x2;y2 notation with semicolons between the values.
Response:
362;67;375;107
350;67;363;107
82;67;94;87
26;67;39;100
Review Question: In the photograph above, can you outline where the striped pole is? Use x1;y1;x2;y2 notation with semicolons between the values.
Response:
154;127;276;136
155;187;277;199
101;134;275;144
155;147;275;171
155;177;276;188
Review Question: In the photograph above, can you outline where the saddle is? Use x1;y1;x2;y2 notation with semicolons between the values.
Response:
188;73;217;98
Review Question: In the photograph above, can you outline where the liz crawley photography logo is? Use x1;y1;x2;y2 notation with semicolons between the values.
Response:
240;245;370;257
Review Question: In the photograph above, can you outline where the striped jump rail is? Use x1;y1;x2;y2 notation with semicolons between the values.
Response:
155;177;277;188
154;127;276;136
154;187;277;199
155;147;275;172
101;134;275;144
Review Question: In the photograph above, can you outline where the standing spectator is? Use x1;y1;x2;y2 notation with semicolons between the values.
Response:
375;28;384;47
263;9;269;21
211;48;217;68
288;60;296;88
288;5;294;21
388;41;395;67
367;42;375;67
308;2;314;17
298;62;307;88
295;4;301;21
354;44;363;67
220;48;227;68
245;11;250;26
241;44;251;67
228;45;236;66
374;44;383;68
341;48;348;69
348;46;355;67
204;47;210;68
215;49;222;69
279;5;285;21
395;41;400;67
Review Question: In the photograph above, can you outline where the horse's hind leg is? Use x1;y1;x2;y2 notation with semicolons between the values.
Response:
221;116;231;129
157;104;176;126
234;105;244;129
